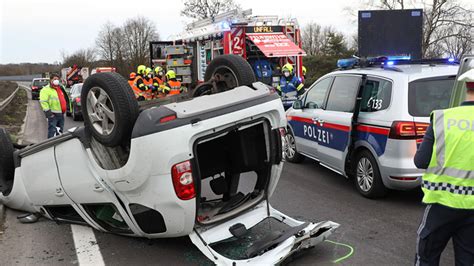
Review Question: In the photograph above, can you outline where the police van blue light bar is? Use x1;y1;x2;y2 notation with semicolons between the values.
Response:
336;55;458;69
337;58;358;68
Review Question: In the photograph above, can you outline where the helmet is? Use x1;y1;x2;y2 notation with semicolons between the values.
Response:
145;68;152;76
137;65;146;75
282;63;294;74
166;70;176;80
129;72;136;79
302;66;307;76
154;66;163;74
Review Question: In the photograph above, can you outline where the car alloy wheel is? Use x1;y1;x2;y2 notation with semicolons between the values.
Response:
284;133;296;159
356;157;374;192
86;87;116;136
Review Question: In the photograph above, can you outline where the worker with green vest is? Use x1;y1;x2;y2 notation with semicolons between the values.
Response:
414;69;474;265
39;73;69;138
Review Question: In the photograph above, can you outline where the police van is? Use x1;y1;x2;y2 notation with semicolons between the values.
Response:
284;56;459;198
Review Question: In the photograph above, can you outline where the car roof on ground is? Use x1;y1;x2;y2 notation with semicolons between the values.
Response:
330;64;459;82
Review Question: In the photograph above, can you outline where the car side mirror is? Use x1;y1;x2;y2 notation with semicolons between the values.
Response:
293;100;303;109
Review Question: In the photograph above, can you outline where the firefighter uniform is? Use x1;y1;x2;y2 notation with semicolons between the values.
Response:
153;67;164;97
414;70;474;265
163;70;183;95
276;63;304;96
134;65;148;101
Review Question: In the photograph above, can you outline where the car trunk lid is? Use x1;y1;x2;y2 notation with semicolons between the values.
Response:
190;200;339;265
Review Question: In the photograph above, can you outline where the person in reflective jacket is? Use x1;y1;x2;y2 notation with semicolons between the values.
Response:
39;73;68;138
276;63;304;96
413;69;474;266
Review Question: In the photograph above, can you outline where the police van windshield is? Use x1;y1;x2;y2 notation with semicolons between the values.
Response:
408;76;456;117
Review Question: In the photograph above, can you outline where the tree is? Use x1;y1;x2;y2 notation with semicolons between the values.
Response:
61;48;97;68
321;28;349;57
302;22;324;56
181;0;241;20
96;22;118;63
122;16;160;71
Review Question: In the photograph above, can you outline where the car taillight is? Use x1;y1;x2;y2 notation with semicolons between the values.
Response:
171;160;195;200
389;121;429;139
160;115;176;123
75;97;81;103
32;86;38;90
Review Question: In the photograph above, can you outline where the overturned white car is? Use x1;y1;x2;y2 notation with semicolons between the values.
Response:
0;55;338;265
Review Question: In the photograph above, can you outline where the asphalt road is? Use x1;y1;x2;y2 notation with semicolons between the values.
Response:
0;83;455;265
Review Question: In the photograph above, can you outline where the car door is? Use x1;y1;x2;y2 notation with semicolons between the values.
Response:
54;138;142;235
189;199;339;265
286;77;333;158
316;75;364;173
450;55;474;107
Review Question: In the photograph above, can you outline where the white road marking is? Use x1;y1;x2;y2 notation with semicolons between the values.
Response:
71;224;105;266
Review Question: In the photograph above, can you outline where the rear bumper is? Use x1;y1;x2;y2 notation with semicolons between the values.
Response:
378;139;423;190
31;91;39;98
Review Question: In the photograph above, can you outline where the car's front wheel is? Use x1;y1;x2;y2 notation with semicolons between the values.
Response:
354;150;387;198
283;130;304;163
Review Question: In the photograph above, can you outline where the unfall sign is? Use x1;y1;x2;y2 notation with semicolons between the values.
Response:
246;33;307;57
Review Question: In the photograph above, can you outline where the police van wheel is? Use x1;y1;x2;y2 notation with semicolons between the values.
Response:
354;150;387;199
203;55;256;93
0;128;15;196
81;72;139;147
284;130;304;163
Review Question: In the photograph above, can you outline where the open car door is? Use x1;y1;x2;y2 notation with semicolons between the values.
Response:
450;55;474;107
189;200;339;265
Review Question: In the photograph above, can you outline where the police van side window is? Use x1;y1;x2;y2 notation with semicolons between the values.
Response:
304;77;333;109
325;76;361;112
360;78;392;112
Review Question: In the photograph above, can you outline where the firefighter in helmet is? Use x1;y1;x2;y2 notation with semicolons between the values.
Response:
128;72;137;90
153;66;165;97
163;70;183;95
133;65;148;101
277;63;305;96
143;67;157;100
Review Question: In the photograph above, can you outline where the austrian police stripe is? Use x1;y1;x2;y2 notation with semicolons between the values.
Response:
422;180;474;195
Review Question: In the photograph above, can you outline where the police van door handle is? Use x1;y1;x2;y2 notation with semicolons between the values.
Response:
312;117;318;122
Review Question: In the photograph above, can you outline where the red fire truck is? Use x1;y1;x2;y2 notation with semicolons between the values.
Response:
149;9;306;90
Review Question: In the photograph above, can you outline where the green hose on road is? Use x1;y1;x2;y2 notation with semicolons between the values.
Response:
325;239;355;264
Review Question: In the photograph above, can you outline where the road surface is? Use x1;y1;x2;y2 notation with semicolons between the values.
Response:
0;82;455;265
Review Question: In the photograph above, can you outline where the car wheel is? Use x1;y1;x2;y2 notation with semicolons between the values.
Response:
0;128;14;195
354;150;387;199
283;130;304;163
194;55;256;97
72;107;79;121
81;72;139;147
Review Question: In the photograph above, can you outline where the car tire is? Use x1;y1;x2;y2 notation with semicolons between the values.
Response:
72;108;79;121
81;72;139;147
283;129;304;163
353;150;388;199
194;55;256;97
0;128;15;195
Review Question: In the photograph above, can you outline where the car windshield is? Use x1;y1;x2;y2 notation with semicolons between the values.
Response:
33;80;49;87
408;76;456;117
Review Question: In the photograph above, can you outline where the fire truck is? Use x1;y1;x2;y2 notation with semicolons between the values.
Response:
149;9;306;90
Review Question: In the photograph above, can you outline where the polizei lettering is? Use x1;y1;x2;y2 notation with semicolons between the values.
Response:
303;125;330;144
447;119;474;131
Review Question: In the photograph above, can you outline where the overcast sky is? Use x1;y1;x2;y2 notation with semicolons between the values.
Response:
0;0;472;64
